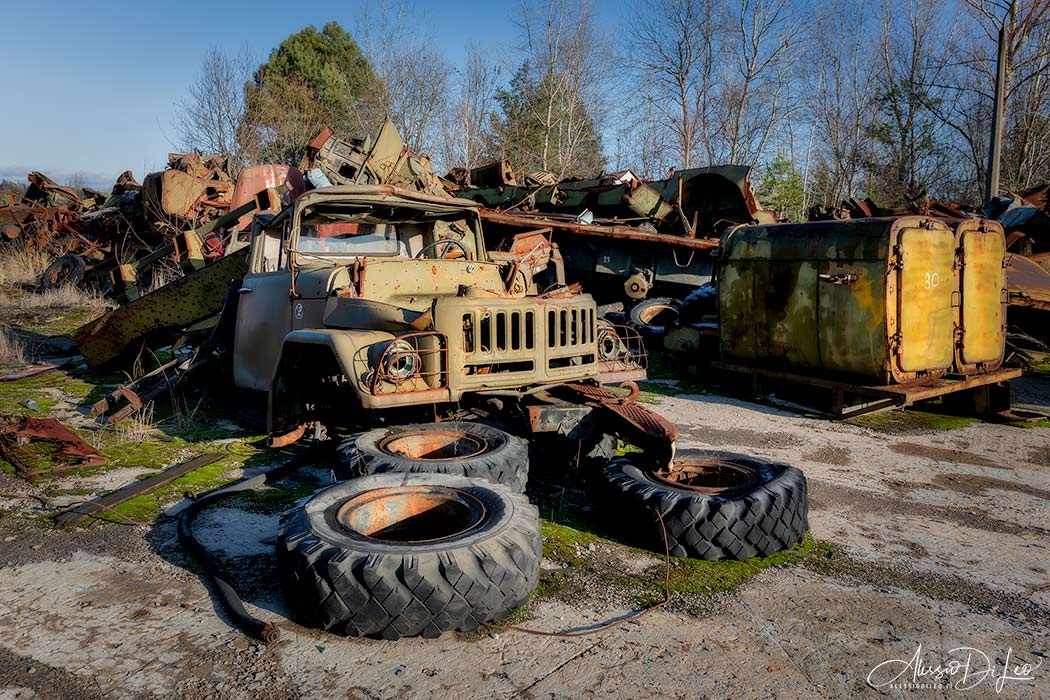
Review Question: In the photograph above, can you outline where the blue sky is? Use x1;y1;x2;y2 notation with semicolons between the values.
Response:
1;0;608;188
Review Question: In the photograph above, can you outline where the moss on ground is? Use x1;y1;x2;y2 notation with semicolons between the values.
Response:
108;460;238;524
227;481;324;514
1010;419;1050;429
535;517;837;615
848;409;981;433
542;520;603;567
0;365;122;414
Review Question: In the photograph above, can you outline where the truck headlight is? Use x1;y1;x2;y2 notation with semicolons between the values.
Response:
379;339;421;383
596;325;625;361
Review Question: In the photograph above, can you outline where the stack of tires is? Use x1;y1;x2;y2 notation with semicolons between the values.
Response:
276;422;809;639
276;422;541;640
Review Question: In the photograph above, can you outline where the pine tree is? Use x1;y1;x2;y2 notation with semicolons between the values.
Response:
758;151;805;222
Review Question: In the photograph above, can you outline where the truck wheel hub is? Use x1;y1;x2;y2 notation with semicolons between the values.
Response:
379;430;487;460
336;485;485;543
653;458;759;495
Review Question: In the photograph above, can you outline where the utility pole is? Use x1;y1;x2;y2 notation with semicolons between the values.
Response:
984;0;1017;206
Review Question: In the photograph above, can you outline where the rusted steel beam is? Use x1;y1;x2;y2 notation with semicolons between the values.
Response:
53;452;225;528
480;209;720;251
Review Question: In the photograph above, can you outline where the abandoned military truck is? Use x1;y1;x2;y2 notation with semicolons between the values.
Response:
219;184;806;639
231;184;649;442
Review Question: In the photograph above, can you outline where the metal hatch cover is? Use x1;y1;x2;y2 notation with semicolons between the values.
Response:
958;222;1006;367
895;224;955;374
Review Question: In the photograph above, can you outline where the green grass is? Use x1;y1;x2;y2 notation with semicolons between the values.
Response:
0;365;123;414
226;481;324;514
542;520;603;567
1025;361;1050;377
644;354;679;380
661;535;834;597
107;456;256;524
1010;419;1050;429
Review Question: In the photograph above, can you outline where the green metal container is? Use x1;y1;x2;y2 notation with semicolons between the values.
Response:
718;216;957;385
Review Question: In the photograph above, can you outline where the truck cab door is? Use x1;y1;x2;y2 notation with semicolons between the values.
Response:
233;217;293;391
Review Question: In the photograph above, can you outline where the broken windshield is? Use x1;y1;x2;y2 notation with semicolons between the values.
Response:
297;222;400;256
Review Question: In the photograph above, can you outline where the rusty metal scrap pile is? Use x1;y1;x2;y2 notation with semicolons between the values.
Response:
0;154;273;300
443;159;776;243
4;116;1050;373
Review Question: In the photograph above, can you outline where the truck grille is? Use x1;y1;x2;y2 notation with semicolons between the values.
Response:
547;306;595;349
461;302;597;375
463;310;535;355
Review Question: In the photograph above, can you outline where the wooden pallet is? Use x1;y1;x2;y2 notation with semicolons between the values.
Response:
707;361;1022;419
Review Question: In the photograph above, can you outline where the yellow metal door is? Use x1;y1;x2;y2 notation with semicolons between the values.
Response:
958;227;1005;366
896;226;954;373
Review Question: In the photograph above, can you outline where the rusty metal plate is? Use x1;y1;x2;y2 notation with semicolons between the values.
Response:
0;414;105;480
564;382;678;444
1006;253;1050;311
73;247;249;367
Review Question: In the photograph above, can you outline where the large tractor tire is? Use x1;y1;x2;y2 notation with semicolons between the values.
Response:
600;449;808;560
335;421;529;492
628;297;682;337
276;473;541;639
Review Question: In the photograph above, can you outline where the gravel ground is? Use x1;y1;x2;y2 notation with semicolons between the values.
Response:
0;377;1047;699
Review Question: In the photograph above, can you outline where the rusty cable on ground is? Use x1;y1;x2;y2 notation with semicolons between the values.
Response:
177;443;328;644
487;508;671;638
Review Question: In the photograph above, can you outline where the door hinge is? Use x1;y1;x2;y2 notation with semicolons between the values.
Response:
889;245;904;270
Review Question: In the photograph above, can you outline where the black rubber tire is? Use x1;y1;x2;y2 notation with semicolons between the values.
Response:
628;297;682;336
585;432;618;467
41;254;86;290
276;473;542;639
335;421;529;492
599;449;808;560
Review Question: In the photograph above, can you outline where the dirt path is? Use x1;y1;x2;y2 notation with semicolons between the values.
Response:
0;381;1047;699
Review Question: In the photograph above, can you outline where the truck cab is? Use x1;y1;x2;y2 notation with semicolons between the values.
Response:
231;185;646;434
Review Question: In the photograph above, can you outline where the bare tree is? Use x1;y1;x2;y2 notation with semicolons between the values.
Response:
862;0;958;204
174;46;255;173
804;0;880;205
627;0;719;170
621;0;798;173
517;0;610;177
438;46;501;170
918;1;1050;199
717;0;800;167
967;0;1050;191
356;0;453;154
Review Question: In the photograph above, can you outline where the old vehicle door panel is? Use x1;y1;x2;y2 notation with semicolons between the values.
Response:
233;221;292;391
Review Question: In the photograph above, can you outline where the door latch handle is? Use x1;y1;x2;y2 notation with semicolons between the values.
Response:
237;287;254;295
818;273;857;285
